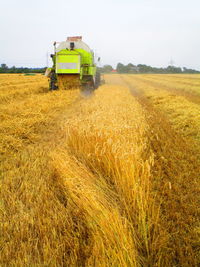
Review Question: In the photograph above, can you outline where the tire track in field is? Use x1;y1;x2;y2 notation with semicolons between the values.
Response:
142;75;200;87
121;76;200;266
128;75;200;105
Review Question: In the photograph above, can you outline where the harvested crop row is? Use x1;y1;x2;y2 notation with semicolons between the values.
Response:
0;82;48;103
132;74;200;98
0;73;45;84
140;74;200;86
115;74;200;266
121;74;200;145
46;83;168;266
0;74;49;103
0;88;79;170
0;79;81;266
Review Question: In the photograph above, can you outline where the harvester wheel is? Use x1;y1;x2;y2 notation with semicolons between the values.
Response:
95;71;101;89
49;71;58;90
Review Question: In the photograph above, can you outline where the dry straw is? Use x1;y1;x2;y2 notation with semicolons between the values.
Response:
0;73;200;266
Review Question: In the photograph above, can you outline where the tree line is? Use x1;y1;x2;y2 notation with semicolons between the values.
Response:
0;63;199;74
0;64;45;74
99;63;200;74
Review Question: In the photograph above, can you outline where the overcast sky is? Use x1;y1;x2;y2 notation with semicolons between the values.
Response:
0;0;199;69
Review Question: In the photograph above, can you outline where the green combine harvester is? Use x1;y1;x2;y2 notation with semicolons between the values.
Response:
46;36;101;90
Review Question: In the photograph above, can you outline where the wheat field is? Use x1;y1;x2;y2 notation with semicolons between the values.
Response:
0;73;200;266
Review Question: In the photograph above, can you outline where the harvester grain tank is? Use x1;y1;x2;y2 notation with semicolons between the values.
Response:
46;36;101;90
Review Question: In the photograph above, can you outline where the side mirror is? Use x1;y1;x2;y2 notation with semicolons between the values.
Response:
98;57;101;62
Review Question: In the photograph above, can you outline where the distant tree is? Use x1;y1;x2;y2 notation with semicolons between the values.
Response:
116;63;126;73
9;66;17;73
1;63;8;70
137;64;153;73
183;67;200;74
116;63;138;73
126;63;137;73
0;63;8;73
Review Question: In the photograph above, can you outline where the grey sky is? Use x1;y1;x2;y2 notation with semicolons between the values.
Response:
0;0;199;69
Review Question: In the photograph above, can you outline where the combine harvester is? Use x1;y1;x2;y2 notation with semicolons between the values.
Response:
46;36;101;91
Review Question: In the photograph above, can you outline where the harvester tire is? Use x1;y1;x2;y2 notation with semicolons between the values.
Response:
95;71;101;89
49;71;58;91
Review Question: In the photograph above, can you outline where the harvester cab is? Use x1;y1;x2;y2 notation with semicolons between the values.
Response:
46;36;101;91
